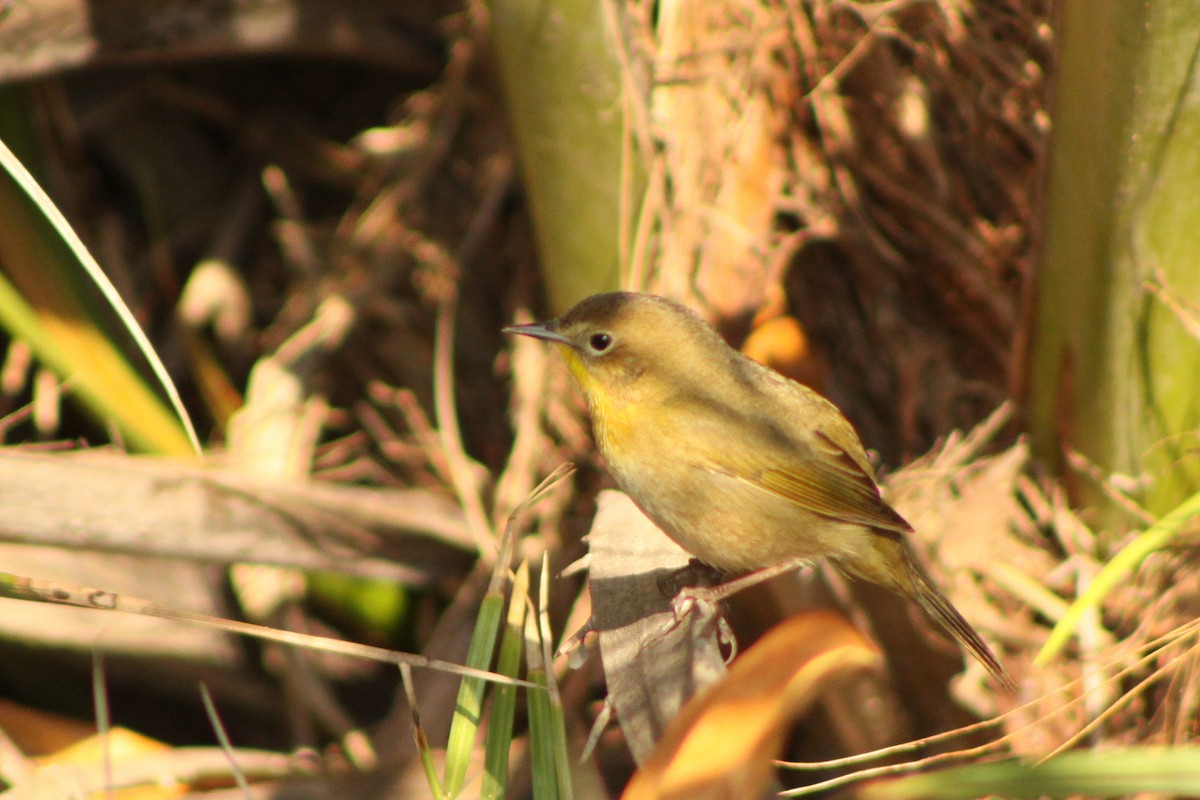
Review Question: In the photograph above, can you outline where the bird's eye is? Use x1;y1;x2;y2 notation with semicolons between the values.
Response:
588;332;613;353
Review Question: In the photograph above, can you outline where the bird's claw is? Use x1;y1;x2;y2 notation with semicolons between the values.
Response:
655;583;737;661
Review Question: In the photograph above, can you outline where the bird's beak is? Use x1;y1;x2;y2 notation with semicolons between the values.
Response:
503;321;571;346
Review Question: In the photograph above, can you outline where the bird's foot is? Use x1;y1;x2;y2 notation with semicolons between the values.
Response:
679;557;813;606
653;559;810;660
667;584;738;660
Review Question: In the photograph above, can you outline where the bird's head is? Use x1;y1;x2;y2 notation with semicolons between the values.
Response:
504;292;728;408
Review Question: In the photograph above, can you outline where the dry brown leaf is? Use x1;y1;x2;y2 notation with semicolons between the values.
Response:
622;610;882;800
589;491;728;764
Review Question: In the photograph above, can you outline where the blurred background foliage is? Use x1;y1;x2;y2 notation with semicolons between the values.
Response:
0;0;1197;798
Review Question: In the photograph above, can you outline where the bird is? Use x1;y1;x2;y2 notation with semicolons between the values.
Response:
505;291;1013;690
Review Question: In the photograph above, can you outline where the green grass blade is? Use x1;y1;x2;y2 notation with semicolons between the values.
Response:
482;561;531;800
538;553;572;800
439;465;575;796
442;588;505;797
1037;490;1200;664
864;746;1200;800
525;553;571;800
0;135;199;455
399;663;445;799
524;608;559;800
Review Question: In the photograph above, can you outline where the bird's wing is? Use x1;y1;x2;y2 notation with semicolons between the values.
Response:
665;376;911;533
714;430;912;533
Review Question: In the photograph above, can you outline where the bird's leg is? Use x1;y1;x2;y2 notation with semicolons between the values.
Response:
654;558;812;657
648;559;731;649
671;557;812;615
661;558;810;661
653;589;737;662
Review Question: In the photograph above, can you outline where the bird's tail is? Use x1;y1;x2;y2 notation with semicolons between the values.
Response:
908;566;1015;692
840;532;1014;690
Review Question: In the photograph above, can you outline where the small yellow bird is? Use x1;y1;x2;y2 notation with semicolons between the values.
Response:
505;291;1012;690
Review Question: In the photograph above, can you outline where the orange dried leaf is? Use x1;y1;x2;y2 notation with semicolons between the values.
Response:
741;315;826;391
38;727;169;768
37;727;184;799
623;610;881;800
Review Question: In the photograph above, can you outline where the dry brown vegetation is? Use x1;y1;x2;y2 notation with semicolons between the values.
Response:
1;1;1197;798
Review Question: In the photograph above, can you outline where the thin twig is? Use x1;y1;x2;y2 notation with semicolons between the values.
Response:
779;617;1200;795
199;684;255;799
0;572;535;688
432;282;498;558
92;653;115;800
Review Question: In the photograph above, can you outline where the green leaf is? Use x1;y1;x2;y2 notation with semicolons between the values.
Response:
491;0;637;311
482;562;531;800
0;134;198;455
1037;490;1200;663
442;589;505;797
865;747;1200;800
